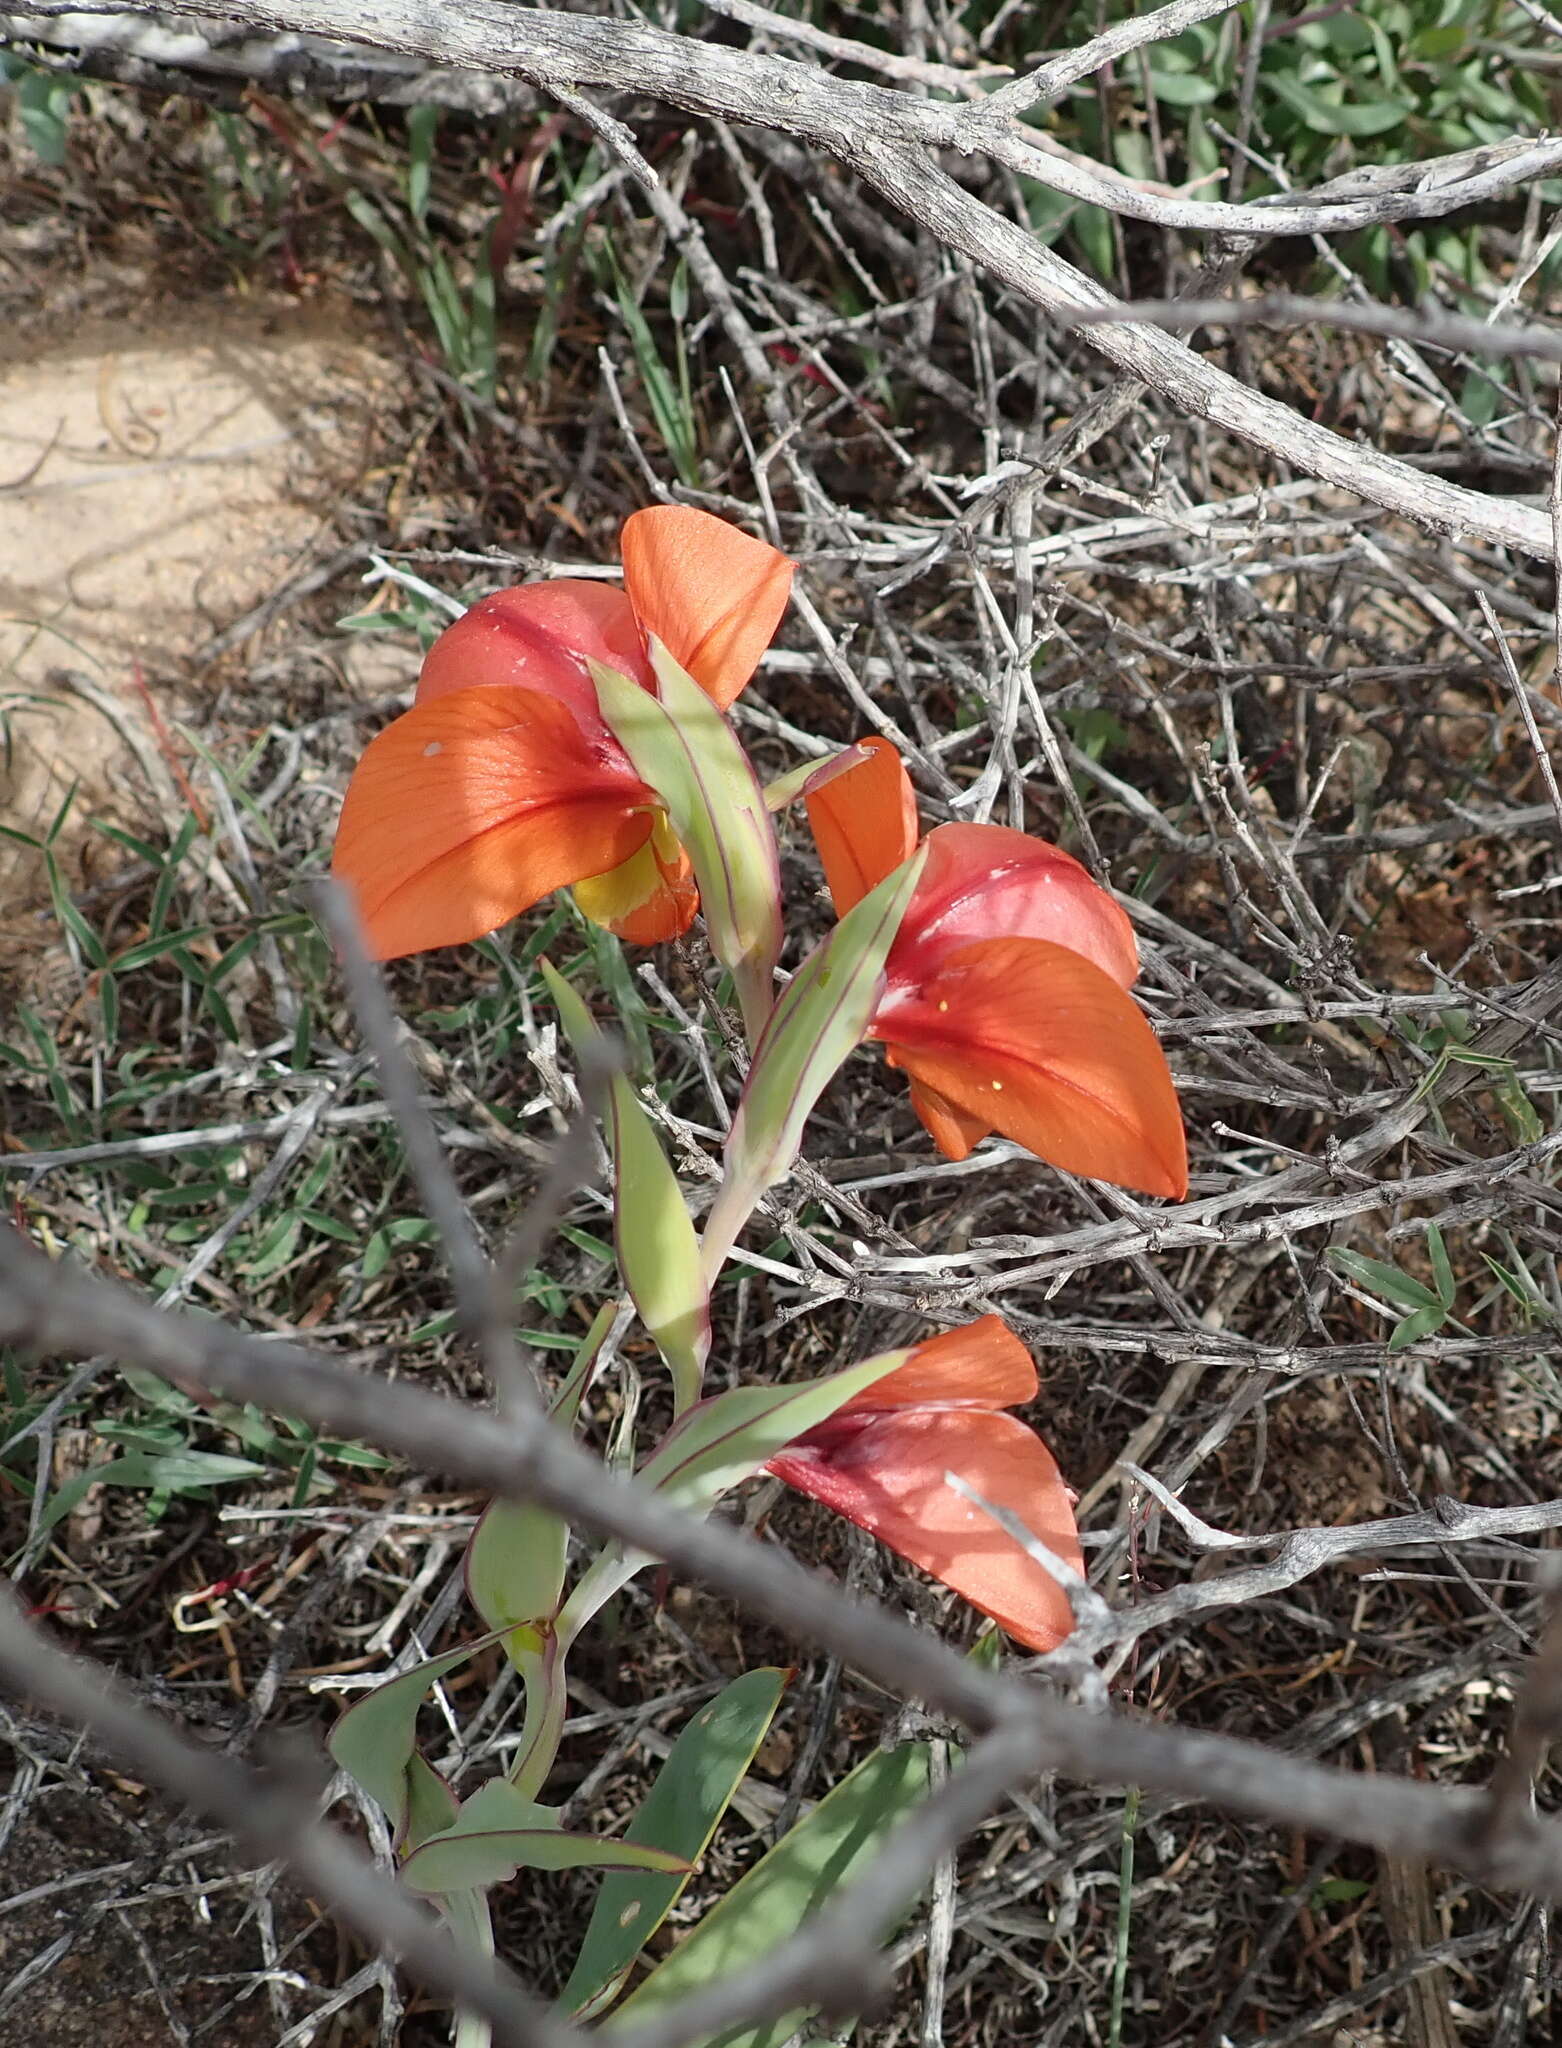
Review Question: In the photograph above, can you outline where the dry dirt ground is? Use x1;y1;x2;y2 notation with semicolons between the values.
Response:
0;297;390;908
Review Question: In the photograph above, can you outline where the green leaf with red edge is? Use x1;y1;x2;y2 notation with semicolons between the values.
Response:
636;1345;914;1517
762;743;873;814
562;1667;792;2018
400;1779;690;1895
549;1297;619;1429
701;848;925;1277
605;1742;934;2045
542;958;707;1411
465;1495;569;1639
591;641;782;1046
328;1633;510;1844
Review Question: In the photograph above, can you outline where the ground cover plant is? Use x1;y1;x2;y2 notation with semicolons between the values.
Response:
2;3;1562;2045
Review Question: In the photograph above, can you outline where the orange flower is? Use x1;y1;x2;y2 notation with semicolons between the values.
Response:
806;737;1187;1199
332;508;793;959
766;1317;1082;1652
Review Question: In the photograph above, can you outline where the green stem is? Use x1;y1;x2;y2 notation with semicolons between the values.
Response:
1108;1785;1140;2048
442;1887;496;2048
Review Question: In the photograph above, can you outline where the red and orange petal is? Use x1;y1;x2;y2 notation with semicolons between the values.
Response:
768;1408;1082;1653
876;936;1189;1199
415;579;653;725
904;1072;991;1162
331;684;654;961
621;507;794;712
804;734;920;916
573;832;699;946
893;823;1139;992
839;1314;1037;1416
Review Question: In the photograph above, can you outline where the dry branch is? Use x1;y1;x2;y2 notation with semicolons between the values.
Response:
5;1220;1562;1917
8;0;1559;558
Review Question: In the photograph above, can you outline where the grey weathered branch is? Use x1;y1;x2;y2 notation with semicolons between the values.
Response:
0;1582;574;2048
6;1221;1562;1918
7;0;1557;559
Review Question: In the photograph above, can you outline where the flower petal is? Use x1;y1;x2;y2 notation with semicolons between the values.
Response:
905;1072;991;1162
805;734;920;916
416;580;651;724
574;832;699;946
877;937;1189;1198
332;685;652;960
838;1314;1037;1415
893;823;1138;990
621;507;793;710
768;1409;1081;1652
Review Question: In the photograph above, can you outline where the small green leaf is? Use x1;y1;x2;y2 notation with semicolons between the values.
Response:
465;1495;569;1636
329;1638;498;1842
550;1299;619;1429
1389;1303;1447;1351
607;1743;933;2045
1426;1223;1455;1311
1266;74;1413;137
543;959;708;1411
563;1668;791;2018
592;644;782;1046
401;1779;690;1894
702;849;925;1276
1328;1249;1442;1313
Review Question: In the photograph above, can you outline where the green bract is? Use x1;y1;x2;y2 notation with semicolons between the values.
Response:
591;641;782;1047
701;846;926;1277
543;957;708;1411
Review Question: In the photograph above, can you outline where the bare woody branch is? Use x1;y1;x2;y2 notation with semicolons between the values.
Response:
6;1220;1562;1914
8;0;1558;560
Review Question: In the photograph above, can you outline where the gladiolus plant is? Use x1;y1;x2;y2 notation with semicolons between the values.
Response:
326;507;1189;2044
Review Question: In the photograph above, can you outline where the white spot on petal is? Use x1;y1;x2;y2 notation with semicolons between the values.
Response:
423;741;443;758
991;1079;1003;1092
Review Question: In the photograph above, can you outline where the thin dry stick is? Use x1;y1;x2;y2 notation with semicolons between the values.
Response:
1477;1559;1562;1850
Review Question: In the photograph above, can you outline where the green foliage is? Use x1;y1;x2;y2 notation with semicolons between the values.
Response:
607;1742;935;2046
1329;1222;1461;1350
563;1669;791;2018
543;958;709;1410
1;57;79;166
1006;0;1551;287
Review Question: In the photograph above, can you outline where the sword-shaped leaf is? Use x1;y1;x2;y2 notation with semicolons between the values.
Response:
592;641;782;1046
701;849;925;1277
605;1743;934;2045
561;1667;791;2018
